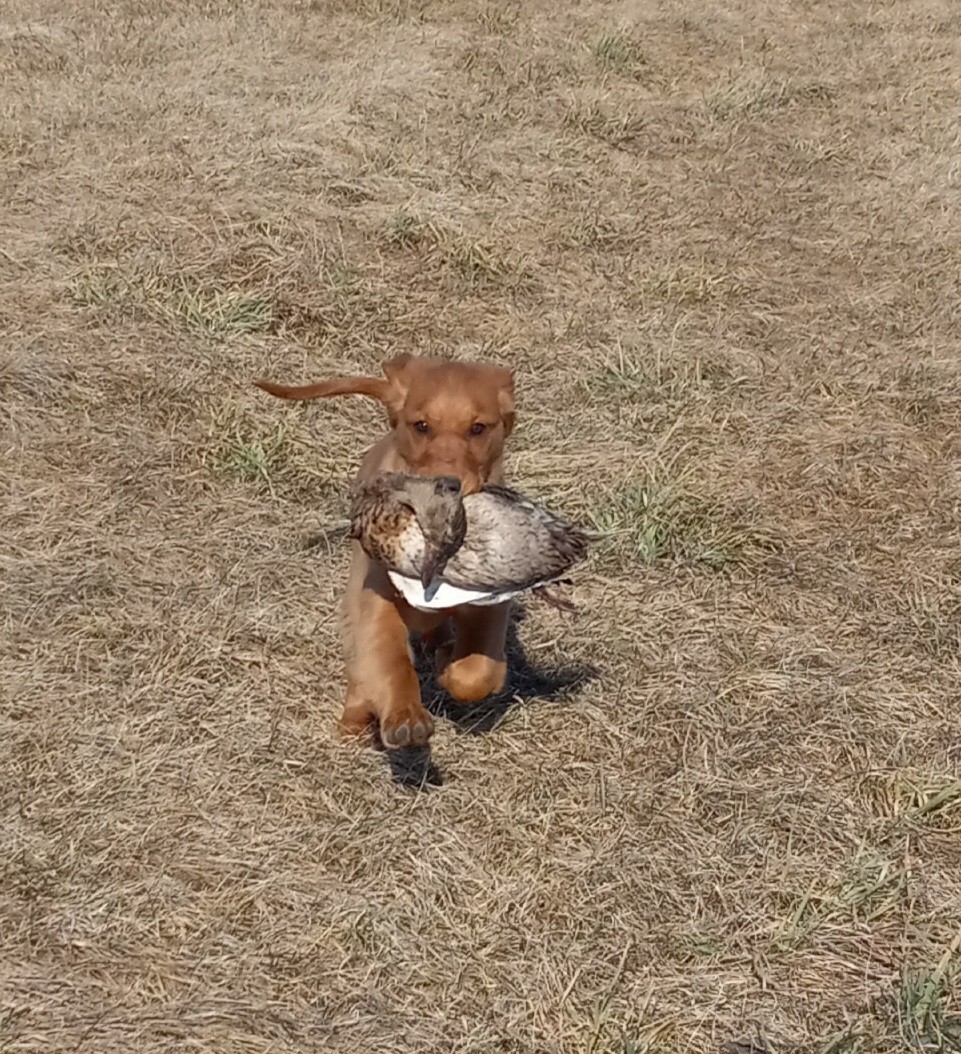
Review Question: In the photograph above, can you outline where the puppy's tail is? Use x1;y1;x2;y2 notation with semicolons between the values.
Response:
254;376;390;403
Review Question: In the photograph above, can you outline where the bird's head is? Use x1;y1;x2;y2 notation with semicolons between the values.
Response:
387;473;468;588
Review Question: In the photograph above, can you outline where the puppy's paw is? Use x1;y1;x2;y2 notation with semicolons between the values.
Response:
380;704;434;749
438;652;507;704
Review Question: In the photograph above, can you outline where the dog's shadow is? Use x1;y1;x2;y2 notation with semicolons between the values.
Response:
385;602;597;789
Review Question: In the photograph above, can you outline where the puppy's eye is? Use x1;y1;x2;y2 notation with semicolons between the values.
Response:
468;422;488;437
412;420;430;435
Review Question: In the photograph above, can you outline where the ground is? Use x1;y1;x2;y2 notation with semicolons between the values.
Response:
2;1;961;1051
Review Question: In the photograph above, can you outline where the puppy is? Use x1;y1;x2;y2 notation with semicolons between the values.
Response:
257;354;515;748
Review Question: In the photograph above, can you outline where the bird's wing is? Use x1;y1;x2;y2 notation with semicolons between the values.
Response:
442;488;591;592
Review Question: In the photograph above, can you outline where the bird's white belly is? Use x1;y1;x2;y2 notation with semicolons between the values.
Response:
387;572;520;611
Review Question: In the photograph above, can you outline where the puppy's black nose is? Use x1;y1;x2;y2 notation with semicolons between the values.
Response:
435;476;461;495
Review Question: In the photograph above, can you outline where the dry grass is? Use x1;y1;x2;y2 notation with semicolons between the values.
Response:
2;0;961;1051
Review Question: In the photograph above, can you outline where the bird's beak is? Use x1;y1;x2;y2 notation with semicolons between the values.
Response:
420;547;447;590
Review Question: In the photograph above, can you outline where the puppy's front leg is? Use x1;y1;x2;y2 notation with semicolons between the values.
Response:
340;547;434;748
435;603;510;704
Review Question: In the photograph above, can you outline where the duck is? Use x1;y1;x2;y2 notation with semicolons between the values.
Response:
348;472;592;612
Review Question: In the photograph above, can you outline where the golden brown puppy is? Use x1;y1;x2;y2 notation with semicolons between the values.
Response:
256;354;515;748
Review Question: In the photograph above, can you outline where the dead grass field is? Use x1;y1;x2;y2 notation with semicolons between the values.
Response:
3;0;961;1050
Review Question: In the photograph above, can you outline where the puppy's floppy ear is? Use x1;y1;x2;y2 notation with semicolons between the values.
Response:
380;353;418;425
382;353;413;384
494;367;515;436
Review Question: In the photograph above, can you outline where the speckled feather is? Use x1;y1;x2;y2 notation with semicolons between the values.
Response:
444;485;589;592
349;475;591;607
348;477;434;576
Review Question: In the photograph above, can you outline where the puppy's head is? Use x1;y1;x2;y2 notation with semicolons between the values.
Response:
255;354;515;495
380;355;514;495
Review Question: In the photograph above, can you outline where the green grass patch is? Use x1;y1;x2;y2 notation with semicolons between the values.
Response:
705;74;836;121
68;265;127;307
586;347;743;406
166;281;274;336
476;5;519;35
893;772;961;821
382;210;528;289
634;260;742;308
205;410;289;493
774;852;905;953
69;262;276;337
566;99;644;147
590;348;658;399
593;30;644;75
590;475;777;570
383;209;439;250
895;946;961;1052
